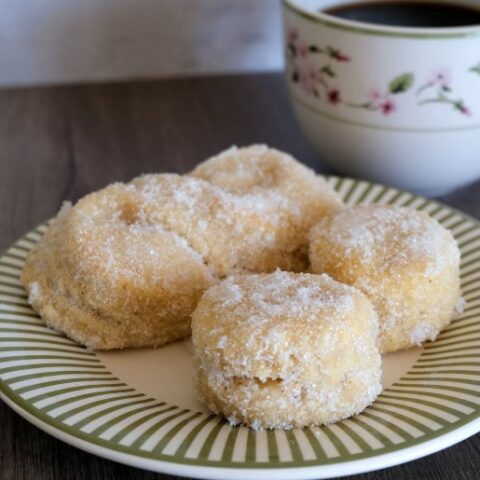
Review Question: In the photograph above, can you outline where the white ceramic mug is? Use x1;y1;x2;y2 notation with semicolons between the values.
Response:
282;0;480;196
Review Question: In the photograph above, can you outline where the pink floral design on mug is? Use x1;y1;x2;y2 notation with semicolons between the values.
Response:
286;27;350;103
417;67;472;117
286;25;477;119
346;73;414;116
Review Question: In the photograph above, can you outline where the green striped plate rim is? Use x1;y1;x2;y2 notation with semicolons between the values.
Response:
1;177;480;480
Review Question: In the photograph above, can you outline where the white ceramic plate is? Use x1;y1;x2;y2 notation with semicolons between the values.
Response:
1;177;480;480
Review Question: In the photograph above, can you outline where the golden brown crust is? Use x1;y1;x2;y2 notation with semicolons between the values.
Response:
21;191;217;350
192;272;381;429
190;144;344;272
309;205;462;353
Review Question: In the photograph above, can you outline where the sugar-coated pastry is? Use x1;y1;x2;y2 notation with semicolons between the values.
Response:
22;145;340;350
190;144;344;271
21;177;218;350
192;271;381;429
309;205;462;353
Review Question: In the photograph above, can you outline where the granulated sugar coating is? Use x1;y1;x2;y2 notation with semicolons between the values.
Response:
192;271;382;429
21;184;217;350
190;145;344;271
309;205;462;353
22;146;341;350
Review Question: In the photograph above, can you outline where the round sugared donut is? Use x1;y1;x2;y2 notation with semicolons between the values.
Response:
21;177;218;350
190;144;344;271
192;271;381;429
309;205;462;353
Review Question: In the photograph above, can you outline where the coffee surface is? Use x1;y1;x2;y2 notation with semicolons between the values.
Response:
323;1;480;28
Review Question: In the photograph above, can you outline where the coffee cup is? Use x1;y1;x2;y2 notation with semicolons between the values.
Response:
282;0;480;196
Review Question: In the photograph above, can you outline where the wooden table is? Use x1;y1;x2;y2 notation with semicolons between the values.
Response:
1;73;479;480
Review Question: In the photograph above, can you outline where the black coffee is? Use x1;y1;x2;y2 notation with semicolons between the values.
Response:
323;1;480;28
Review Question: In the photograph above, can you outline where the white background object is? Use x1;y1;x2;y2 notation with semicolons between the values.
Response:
0;0;283;87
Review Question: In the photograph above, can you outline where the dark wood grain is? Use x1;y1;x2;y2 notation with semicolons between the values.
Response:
0;73;479;480
0;89;72;251
65;75;331;203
